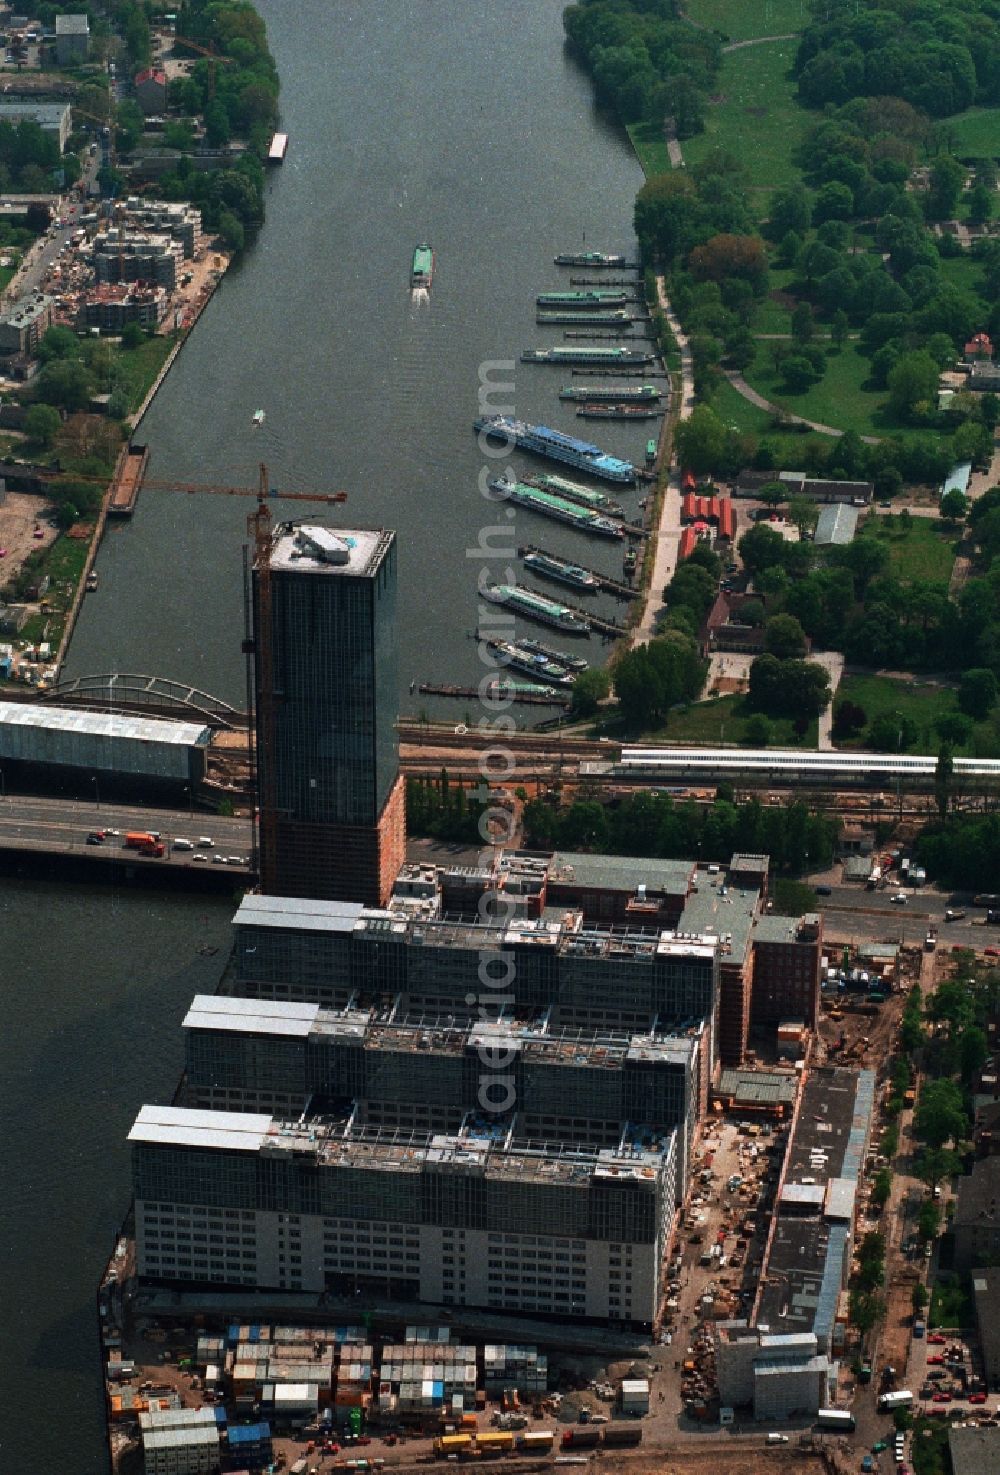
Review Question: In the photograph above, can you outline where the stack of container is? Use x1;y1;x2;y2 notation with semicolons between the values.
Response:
405;1326;452;1344
380;1342;478;1414
482;1346;548;1398
197;1334;226;1368
335;1342;374;1421
223;1420;273;1472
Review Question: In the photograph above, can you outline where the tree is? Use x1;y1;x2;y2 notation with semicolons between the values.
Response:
912;1282;928;1312
791;301;814;346
830;308;850;349
764;613;808;660
813;180;854;223
934;742;954;821
768;183;812;240
917;1199;940;1243
571;667;610;718
868;712;918;752
217;210;245;253
787;496;819;539
967;182;993;226
747;655;831;720
23;402;60;447
872;1167;893;1209
887;350;940;421
913;1079;968;1150
33;357;93;412
674;404;727;474
738;522;787;576
782;354;821;393
742;713;772;746
959;668;998;720
926;154;965;221
689;234;769;292
120;322;145;350
38;325;79;363
940;488;968;524
935;712;972;746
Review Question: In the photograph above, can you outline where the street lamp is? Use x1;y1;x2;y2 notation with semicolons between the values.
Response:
91;774;100;810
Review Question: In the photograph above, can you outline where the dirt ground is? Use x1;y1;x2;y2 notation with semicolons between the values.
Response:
0;488;56;586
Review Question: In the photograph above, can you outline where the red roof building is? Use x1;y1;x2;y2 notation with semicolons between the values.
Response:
680;494;736;541
965;332;994;363
678;526;698;561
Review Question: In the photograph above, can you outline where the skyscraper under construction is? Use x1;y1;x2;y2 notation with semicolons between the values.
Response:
253;522;405;906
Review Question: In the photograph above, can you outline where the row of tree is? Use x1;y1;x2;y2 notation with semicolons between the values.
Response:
522;789;838;873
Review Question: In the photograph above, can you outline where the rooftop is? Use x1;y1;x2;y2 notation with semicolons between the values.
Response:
183;996;320;1039
729;854;769;876
972;1268;1000;1379
678;875;760;961
813;503;859;546
56;12;89;32
0;700;209;747
234;894;368;935
716;1067;798;1108
1;293;53;328
269;523;392;578
753;913;817;946
948;1426;1000;1475
954;1156;1000;1230
548;851;693;896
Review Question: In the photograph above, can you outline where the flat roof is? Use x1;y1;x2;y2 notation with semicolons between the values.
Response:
814;503;859;546
548;851;693;894
678;877;759;961
56;12;89;30
0;700;209;746
233;894;367;934
716;1067;798;1106
128;1104;272;1153
183;996;320;1039
948;1426;1000;1475
753;913;813;945
269;523;392;578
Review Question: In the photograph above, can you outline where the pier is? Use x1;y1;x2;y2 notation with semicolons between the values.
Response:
518;544;638;600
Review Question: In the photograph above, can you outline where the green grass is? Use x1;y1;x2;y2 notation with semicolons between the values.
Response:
651;691;818;747
683;40;807;192
910;1418;950;1475
858;515;960;584
938;251;987;300
741;343;890;435
772;877;823;913
626;120;671;178
929;1273;972;1330
109;335;175;414
708;375;831;457
834;674;963;751
943;107;1000;159
686;0;810;42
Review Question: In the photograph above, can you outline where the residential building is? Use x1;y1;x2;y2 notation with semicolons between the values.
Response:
119;198;202;258
680;492;735;541
679;875;761;1067
134;67;168;114
965;332;994;364
0;101;71;151
971;1268;1000;1389
698;592;767;659
0;292;52;355
76;283;168;333
751;912;823;1029
941;462;972;504
54;12;89;64
969;362;1000;392
254;524;404;907
954;1157;1000;1269
92;231;181;290
129;1104;677;1327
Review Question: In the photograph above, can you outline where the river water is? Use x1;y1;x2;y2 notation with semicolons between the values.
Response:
3;4;643;1468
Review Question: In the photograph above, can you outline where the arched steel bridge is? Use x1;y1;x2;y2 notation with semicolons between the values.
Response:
37;673;247;729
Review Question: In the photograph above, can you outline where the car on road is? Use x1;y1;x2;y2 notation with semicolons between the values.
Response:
815;885;832;896
891;892;908;904
872;1441;888;1453
198;835;215;847
86;832;105;845
945;908;967;921
192;853;208;862
928;1334;947;1344
985;947;1000;959
212;853;228;864
932;1392;952;1402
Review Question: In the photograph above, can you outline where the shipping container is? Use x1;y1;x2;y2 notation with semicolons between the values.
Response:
434;1434;473;1456
601;1426;642;1447
561;1428;600;1448
477;1432;515;1452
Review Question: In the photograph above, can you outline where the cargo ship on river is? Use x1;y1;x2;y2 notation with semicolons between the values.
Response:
554;250;629;267
480;583;590;633
475;415;635;484
522;471;624;516
523;550;598;589
484;637;575;685
487;476;622;537
536;289;629;308
559;384;661;402
577;402;661;420
521;345;654;367
411;244;434;289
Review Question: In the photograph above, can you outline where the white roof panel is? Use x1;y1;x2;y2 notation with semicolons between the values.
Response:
182;995;319;1038
129;1104;272;1152
234;894;365;934
0;700;209;746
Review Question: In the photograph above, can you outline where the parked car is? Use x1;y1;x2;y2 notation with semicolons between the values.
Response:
969;1394;988;1405
928;1334;947;1345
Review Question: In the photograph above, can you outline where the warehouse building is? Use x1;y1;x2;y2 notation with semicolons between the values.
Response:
182;995;705;1192
129;1104;677;1327
0;701;211;789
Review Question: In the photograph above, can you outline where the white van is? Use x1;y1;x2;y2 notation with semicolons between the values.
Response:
172;837;193;851
197;835;215;848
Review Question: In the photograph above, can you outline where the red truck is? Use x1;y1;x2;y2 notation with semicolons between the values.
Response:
125;831;165;857
561;1429;600;1449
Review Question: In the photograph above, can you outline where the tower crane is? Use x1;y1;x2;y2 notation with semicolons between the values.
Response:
173;35;235;101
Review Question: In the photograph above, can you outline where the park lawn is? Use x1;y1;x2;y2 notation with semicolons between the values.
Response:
833;673;966;752
741;343;889;435
683;39;807;193
929;1273;972;1331
653;691;818;747
708;376;831;458
751;267;797;335
685;0;810;41
943;107;1000;158
938;250;988;303
857;514;960;584
627;120;671;178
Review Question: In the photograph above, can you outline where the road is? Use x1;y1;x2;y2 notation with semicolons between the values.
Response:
3;149;101;301
819;883;1000;947
0;794;254;872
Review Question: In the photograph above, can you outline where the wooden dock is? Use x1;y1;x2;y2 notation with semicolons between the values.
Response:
518;544;638;601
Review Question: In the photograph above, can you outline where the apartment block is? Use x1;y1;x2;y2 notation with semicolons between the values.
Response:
751;912;824;1029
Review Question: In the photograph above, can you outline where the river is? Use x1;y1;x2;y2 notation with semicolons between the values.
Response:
2;4;643;1469
65;0;644;709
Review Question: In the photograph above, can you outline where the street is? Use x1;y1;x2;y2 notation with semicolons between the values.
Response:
0;793;253;871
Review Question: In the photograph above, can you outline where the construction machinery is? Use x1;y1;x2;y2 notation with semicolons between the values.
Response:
174;34;235;100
